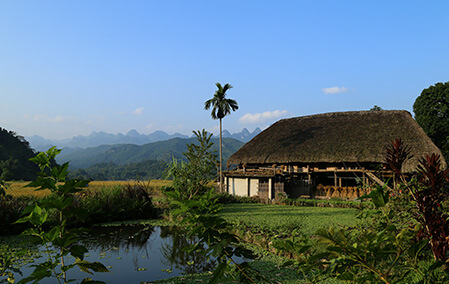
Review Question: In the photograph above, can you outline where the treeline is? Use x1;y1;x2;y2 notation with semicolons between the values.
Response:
69;160;168;181
0;128;39;180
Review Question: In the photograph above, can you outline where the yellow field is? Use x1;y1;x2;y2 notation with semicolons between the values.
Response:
5;180;172;198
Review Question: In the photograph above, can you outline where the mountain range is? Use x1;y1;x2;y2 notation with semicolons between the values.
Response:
56;137;244;169
27;128;261;152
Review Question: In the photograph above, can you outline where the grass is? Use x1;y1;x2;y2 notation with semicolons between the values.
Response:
220;203;359;236
4;180;172;198
4;181;49;198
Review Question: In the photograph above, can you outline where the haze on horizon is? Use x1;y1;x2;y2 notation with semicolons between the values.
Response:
1;1;449;140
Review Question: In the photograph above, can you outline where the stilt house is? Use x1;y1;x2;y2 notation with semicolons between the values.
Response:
224;110;446;200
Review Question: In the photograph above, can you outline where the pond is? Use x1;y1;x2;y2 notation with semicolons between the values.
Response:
12;225;218;283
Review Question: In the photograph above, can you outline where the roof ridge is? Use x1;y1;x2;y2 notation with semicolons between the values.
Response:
278;110;411;123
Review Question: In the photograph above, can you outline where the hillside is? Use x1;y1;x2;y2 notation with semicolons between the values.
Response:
0;128;39;181
69;160;168;181
56;137;245;170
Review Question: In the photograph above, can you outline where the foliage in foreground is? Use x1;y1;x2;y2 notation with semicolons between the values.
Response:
274;138;449;283
165;130;265;283
0;181;158;236
11;147;109;284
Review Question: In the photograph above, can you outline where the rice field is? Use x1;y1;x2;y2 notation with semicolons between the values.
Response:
4;180;172;198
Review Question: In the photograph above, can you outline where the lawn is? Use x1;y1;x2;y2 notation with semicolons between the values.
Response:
220;203;359;236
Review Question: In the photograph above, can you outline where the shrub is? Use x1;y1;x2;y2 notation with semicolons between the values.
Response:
76;183;157;225
0;196;36;235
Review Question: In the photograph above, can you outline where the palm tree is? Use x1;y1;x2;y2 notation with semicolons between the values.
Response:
204;82;239;193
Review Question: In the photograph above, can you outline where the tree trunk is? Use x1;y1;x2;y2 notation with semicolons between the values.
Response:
219;118;223;193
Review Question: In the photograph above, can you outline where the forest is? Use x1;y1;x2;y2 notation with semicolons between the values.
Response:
0;128;39;181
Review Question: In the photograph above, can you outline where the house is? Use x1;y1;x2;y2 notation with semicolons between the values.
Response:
224;110;446;200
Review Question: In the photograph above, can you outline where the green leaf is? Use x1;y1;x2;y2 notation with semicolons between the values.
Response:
337;272;355;280
76;260;110;274
15;204;48;226
358;184;389;208
209;262;227;284
43;227;60;242
70;245;88;260
81;278;107;284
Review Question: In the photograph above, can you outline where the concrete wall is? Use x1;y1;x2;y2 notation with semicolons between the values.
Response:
228;177;248;197
249;179;258;197
227;177;260;197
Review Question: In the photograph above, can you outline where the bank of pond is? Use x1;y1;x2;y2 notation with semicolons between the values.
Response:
1;203;359;283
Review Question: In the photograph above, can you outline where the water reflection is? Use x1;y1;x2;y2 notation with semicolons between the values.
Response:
16;225;218;283
159;226;216;274
80;225;156;251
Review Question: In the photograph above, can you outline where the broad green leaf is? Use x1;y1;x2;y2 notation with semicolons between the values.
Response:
76;260;110;274
70;245;88;260
43;227;60;242
81;278;107;284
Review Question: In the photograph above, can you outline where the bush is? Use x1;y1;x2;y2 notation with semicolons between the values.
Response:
0;196;36;235
280;197;374;209
214;193;263;204
76;183;157;225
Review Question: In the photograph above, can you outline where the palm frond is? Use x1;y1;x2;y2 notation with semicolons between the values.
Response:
205;82;237;120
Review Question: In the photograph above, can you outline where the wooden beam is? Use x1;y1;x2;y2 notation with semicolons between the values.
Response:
365;172;392;189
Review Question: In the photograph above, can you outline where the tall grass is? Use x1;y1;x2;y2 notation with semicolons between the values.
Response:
0;180;169;235
76;182;158;225
4;181;50;198
0;196;37;235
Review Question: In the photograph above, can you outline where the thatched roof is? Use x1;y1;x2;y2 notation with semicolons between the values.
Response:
229;110;446;172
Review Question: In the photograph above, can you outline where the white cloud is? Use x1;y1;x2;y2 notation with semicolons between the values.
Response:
133;107;144;115
322;86;349;95
238;110;289;124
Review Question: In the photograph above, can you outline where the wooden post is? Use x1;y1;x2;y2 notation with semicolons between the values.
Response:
268;178;273;200
334;169;337;186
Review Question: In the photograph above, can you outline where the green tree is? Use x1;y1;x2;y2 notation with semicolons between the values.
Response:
413;81;449;159
370;105;383;111
204;83;239;192
0;128;39;181
166;129;217;200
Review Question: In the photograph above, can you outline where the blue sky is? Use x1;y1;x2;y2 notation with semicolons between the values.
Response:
1;1;449;139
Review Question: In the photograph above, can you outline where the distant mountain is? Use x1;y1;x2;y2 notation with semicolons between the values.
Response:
56;137;245;170
27;128;261;151
27;130;190;152
222;127;261;142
